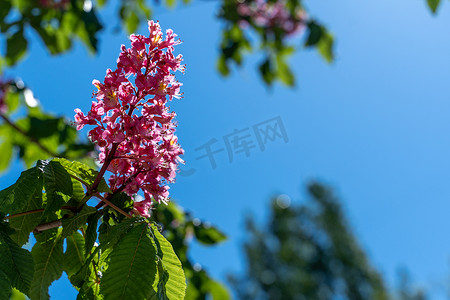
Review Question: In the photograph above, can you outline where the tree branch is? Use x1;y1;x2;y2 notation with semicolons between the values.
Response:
95;192;131;219
33;219;62;233
4;206;78;220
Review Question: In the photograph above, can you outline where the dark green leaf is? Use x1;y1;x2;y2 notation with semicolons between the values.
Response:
259;58;274;86
64;231;86;277
0;223;34;295
9;189;43;246
6;29;27;66
108;193;133;213
0;167;42;215
30;231;64;300
84;212;101;254
61;206;96;238
38;160;73;216
28;117;60;139
0;271;12;299
194;224;227;245
101;223;158;299
305;21;324;47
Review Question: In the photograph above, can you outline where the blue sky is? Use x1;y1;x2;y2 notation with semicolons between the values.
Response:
3;0;450;298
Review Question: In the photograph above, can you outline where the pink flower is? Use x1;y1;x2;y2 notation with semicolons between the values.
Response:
236;0;307;36
0;79;12;114
74;20;185;218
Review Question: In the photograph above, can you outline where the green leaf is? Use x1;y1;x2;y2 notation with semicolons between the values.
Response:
9;189;43;246
0;271;12;299
64;231;86;277
108;193;134;213
84;212;101;254
4;88;20;114
125;10;140;34
207;280;231;300
304;21;323;47
97;0;107;7
217;56;230;76
427;0;441;13
97;217;138;250
0;167;42;215
53;158;111;193
53;158;96;184
61;206;96;238
71;218;139;288
0;134;13;172
70;177;86;201
166;0;176;8
0;223;34;296
101;223;158;299
78;9;103;53
77;277;103;300
259;58;275;86
151;224;186;300
317;31;334;63
30;232;64;300
277;61;295;87
10;288;27;300
6;28;27;66
194;223;227;245
28;117;61;139
38;160;73;216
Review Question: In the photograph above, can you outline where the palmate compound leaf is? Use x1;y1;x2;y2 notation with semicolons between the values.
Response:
100;223;158;299
0;167;43;215
150;224;186;300
0;222;34;296
30;230;64;300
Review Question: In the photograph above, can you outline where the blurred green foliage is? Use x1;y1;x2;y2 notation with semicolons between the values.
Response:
0;0;334;86
230;182;427;300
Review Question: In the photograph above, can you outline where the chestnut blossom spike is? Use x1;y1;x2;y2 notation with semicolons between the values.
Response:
74;20;185;218
237;0;307;36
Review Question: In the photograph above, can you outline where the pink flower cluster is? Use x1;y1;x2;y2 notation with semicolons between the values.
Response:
39;0;69;9
0;79;11;114
74;20;185;218
237;0;306;35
